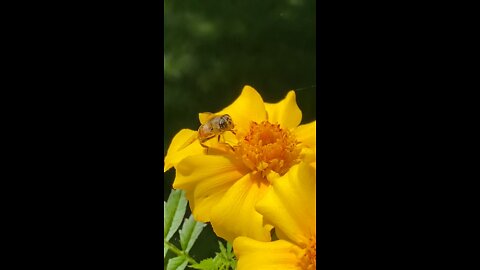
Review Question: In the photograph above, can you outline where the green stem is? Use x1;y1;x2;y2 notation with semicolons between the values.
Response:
164;240;198;265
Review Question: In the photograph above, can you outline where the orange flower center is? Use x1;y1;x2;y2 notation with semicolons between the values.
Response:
234;121;300;177
299;236;316;270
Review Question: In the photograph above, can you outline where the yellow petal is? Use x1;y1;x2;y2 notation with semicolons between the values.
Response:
233;237;303;270
264;91;302;130
164;129;205;172
294;120;316;149
209;173;272;242
222;130;238;145
198;112;215;125
299;147;316;170
174;155;249;222
256;162;316;247
215;85;267;135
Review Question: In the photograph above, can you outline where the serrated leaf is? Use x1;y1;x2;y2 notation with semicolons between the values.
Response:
225;242;235;261
179;214;206;252
164;189;188;241
166;256;189;270
212;241;236;270
218;241;227;256
189;258;215;270
226;242;232;254
213;256;224;269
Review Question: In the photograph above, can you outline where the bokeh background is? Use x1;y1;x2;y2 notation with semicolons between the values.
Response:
164;0;316;265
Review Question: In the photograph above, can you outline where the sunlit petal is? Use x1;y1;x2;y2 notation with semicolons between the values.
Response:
294;120;316;149
256;162;316;247
215;85;267;135
299;147;316;170
233;237;303;270
264;91;302;130
164;129;205;172
198;112;215;125
210;173;272;242
174;155;249;222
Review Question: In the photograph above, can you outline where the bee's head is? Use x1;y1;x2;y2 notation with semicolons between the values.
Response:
219;114;234;130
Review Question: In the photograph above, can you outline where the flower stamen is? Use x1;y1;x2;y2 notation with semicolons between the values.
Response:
234;121;300;177
299;236;316;270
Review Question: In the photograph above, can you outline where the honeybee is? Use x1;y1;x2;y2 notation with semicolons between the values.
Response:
178;113;236;151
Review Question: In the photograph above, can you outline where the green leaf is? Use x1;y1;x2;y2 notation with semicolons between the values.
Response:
190;241;237;270
218;241;226;256
226;241;232;254
164;201;168;258
166;256;189;270
227;242;235;259
212;241;237;270
179;214;207;252
190;258;215;270
164;189;188;241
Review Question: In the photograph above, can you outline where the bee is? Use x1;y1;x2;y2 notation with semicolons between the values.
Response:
178;113;236;151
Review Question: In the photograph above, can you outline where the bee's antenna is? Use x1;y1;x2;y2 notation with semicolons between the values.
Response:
294;85;316;92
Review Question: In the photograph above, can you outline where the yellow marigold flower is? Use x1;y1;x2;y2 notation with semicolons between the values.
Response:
164;85;316;242
233;162;316;270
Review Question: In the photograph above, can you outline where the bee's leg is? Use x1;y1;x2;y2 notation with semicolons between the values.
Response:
230;130;236;135
217;135;221;142
217;133;235;152
200;137;215;154
200;141;209;154
224;143;235;152
218;136;234;152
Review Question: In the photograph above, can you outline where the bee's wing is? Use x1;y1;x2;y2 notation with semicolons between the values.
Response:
177;131;198;151
198;112;216;125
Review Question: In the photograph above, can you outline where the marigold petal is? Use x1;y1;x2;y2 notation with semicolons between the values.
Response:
264;91;302;130
209;173;271;242
299;147;316;170
215;85;267;134
256;162;316;247
164;129;205;172
233;237;303;270
222;130;239;145
174;155;249;222
198;112;214;125
294;120;316;149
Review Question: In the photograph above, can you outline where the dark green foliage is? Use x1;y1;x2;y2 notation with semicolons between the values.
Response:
167;256;189;270
164;190;188;243
164;190;207;269
180;215;207;253
190;241;236;270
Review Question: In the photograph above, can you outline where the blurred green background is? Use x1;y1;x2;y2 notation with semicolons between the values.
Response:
164;0;316;265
